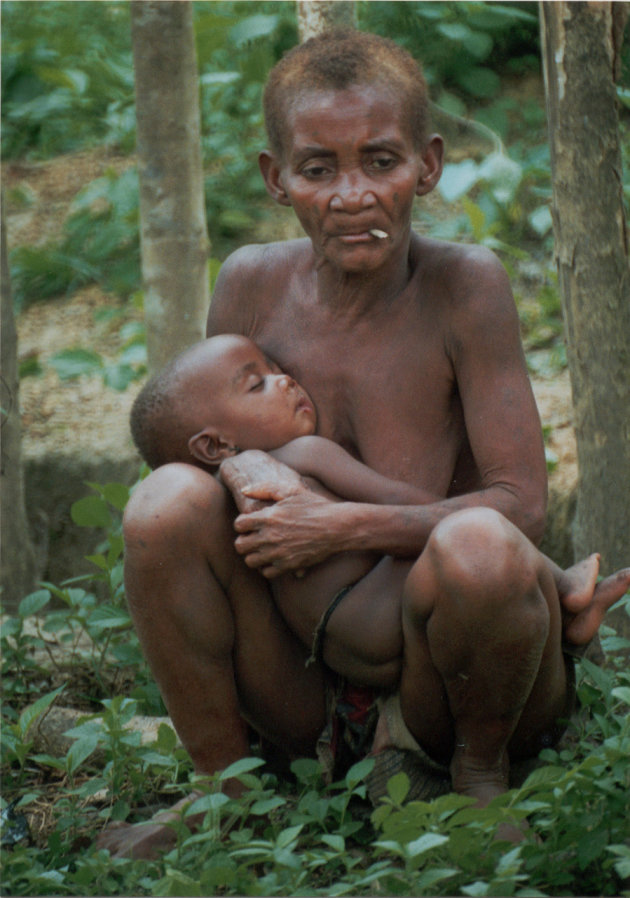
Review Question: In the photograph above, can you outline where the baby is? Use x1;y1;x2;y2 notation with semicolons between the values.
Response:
130;334;607;686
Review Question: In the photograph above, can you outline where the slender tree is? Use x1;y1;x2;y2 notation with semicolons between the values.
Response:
296;0;355;41
540;2;630;576
131;0;209;372
1;199;38;611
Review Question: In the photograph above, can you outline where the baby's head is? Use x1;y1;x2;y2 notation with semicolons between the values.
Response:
131;334;317;470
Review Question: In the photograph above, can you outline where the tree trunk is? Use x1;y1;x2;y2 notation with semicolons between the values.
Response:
540;2;630;577
1;199;38;612
131;0;209;373
296;0;355;42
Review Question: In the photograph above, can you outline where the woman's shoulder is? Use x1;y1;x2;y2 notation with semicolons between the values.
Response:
218;238;312;282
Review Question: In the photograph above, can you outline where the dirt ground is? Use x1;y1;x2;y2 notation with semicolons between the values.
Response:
4;147;577;527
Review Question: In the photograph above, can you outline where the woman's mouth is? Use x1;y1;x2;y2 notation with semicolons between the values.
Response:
336;229;389;244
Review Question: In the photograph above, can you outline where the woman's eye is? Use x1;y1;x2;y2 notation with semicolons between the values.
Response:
302;164;331;179
370;156;396;171
249;379;264;392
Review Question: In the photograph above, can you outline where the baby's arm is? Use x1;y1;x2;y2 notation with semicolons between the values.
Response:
271;435;438;506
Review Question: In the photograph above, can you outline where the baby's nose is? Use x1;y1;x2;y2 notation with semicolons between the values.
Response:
277;374;294;391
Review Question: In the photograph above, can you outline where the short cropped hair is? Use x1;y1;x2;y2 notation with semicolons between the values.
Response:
263;29;430;159
130;355;192;470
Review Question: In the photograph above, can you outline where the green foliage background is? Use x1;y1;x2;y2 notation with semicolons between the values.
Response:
3;0;589;378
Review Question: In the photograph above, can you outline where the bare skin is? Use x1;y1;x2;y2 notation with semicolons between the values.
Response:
99;83;630;858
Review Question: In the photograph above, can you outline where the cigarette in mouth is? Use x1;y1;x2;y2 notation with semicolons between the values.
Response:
369;229;389;239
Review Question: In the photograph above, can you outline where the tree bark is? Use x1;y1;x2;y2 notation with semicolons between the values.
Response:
1;198;38;611
131;0;209;373
540;2;630;576
296;0;355;42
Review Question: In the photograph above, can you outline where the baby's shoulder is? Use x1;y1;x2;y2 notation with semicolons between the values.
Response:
271;436;335;472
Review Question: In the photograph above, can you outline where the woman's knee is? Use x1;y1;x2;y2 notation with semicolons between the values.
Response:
405;508;543;627
429;508;540;593
124;463;228;545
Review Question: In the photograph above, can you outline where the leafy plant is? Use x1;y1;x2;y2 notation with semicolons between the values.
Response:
1;1;134;159
48;318;147;392
10;167;141;310
360;2;540;107
194;4;296;254
2;487;629;898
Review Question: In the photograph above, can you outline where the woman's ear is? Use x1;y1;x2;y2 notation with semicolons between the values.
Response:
259;150;291;206
416;134;444;197
188;428;238;467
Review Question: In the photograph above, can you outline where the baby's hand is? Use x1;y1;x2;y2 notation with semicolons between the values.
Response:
220;450;305;514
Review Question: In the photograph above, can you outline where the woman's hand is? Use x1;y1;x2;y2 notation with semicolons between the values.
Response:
220;450;306;513
220;450;342;576
232;489;342;578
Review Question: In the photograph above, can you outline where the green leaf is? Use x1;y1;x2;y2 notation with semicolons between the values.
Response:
291;757;321;784
416;867;459;890
18;589;51;617
19;684;66;737
439;160;480;202
71;495;111;528
611;686;630;705
457;66;501;99
607;844;630;879
461;30;493;61
186;792;231;817
617;86;630;109
49;348;103;380
209;257;223;292
201;72;240;86
461;880;490;896
86;553;109;571
19;356;43;378
87;604;130;631
386;771;410;805
462;197;487;241
119;342;146;366
478;152;523;204
103;362;138;391
321;833;345;852
528;204;553;236
156;722;177;753
219;756;265;780
436;22;475;43
580;657;614;698
436;91;467;118
276;824;303;849
66;734;99;774
521;764;566;788
229;14;278;47
345;756;374;787
406;831;449;857
101;481;130;510
250;796;286;815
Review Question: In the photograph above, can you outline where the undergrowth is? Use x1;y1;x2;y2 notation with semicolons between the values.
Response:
1;481;629;897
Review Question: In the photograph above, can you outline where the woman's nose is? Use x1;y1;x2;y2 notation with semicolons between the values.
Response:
329;172;377;212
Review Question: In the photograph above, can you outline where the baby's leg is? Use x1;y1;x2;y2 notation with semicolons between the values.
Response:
316;556;412;687
547;553;630;646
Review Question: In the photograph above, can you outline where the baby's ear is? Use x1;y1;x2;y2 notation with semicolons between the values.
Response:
188;428;237;466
